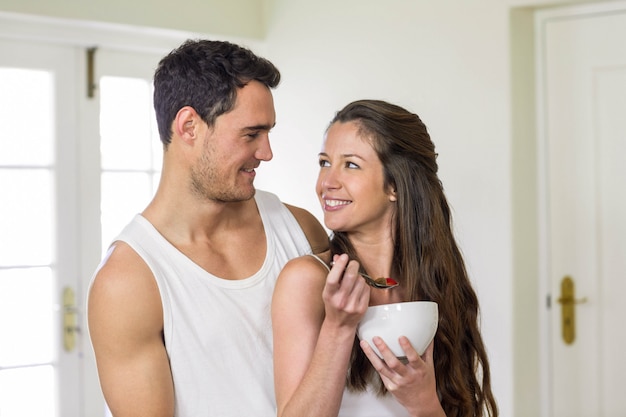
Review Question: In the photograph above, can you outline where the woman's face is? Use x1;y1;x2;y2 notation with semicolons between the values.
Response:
316;121;396;236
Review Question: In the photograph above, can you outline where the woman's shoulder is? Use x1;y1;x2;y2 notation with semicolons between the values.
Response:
282;250;331;276
274;252;329;309
277;251;331;293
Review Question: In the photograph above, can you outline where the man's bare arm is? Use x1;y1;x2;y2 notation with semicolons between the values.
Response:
87;243;175;417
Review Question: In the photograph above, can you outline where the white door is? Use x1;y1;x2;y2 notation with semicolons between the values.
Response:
0;36;165;416
0;39;82;417
538;2;626;416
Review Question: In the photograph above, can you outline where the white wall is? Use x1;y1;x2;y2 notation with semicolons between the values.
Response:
0;0;264;38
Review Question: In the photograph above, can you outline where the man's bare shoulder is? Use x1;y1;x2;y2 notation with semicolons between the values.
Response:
88;242;163;333
284;204;329;255
91;242;154;291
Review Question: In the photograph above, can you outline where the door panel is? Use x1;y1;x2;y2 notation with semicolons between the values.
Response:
596;67;626;417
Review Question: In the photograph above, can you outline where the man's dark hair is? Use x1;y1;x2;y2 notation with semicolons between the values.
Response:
153;39;281;145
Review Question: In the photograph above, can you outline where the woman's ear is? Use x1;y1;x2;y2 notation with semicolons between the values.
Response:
174;106;199;145
388;185;397;202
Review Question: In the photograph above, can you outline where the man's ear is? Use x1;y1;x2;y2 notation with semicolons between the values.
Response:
174;106;200;145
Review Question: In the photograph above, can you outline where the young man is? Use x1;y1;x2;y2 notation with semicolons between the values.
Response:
87;39;329;417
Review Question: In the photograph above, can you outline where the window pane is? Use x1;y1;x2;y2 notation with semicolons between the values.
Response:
100;76;159;170
0;366;56;417
100;171;153;251
0;68;53;166
0;268;54;366
0;169;53;266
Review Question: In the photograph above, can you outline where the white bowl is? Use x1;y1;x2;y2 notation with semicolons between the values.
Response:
357;301;438;358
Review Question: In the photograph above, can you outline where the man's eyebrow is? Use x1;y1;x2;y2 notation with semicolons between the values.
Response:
243;123;276;131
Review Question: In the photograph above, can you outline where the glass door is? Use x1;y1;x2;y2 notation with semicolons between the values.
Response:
0;38;165;417
96;47;163;254
0;39;80;417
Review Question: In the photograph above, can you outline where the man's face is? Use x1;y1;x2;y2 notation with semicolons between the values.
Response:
190;80;276;203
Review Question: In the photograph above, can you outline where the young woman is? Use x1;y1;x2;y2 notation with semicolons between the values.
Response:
272;99;498;417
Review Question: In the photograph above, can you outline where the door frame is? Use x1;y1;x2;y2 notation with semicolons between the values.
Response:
0;11;196;53
534;1;626;416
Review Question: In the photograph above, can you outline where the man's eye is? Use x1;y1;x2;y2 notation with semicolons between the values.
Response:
247;132;260;139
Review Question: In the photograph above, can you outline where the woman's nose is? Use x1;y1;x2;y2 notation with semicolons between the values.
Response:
318;168;340;190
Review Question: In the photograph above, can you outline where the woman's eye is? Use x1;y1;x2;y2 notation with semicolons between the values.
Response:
319;159;330;167
346;161;359;169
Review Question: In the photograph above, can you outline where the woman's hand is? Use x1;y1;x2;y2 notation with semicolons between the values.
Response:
322;254;370;330
360;337;446;417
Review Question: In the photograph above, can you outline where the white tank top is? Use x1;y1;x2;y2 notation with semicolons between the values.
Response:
340;387;410;417
111;190;312;416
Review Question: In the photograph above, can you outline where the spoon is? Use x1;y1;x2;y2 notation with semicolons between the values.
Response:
330;262;399;289
360;273;399;289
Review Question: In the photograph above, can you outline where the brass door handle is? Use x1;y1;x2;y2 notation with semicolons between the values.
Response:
557;276;587;345
62;286;80;352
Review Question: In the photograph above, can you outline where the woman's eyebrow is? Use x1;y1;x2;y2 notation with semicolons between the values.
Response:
318;152;365;161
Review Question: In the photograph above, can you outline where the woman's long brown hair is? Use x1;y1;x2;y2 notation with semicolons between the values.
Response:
328;100;498;417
